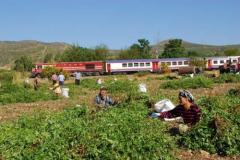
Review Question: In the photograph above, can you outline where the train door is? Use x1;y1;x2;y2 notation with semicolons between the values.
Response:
152;62;158;71
207;59;212;70
107;63;111;73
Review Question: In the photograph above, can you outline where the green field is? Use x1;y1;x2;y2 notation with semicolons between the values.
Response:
0;71;239;159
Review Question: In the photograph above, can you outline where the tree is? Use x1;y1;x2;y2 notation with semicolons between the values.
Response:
224;48;239;56
95;44;109;60
57;45;97;62
43;53;54;63
118;39;152;59
161;39;185;58
14;56;34;72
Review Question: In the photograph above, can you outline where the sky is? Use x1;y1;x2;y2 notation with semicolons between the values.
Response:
0;0;240;49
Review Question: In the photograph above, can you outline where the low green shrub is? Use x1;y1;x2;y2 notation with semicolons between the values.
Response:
0;102;176;159
214;73;240;83
180;95;240;156
161;76;213;89
0;83;58;105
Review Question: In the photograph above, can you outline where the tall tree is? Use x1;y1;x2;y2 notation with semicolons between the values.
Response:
161;39;185;58
118;38;152;59
43;53;53;63
14;56;34;72
95;44;109;60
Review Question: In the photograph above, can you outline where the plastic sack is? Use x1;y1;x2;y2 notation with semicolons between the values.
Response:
139;83;147;93
154;99;175;113
97;79;102;85
62;88;69;98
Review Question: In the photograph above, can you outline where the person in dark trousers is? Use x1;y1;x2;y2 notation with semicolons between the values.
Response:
74;71;82;85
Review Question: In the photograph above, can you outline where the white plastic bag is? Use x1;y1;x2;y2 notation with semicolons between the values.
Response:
62;88;69;98
154;99;175;113
97;79;102;85
139;83;147;93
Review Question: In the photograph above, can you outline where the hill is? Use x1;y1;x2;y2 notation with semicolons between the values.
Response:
152;40;240;57
0;40;70;68
1;40;240;67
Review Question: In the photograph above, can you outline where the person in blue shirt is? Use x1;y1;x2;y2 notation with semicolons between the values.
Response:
58;72;65;87
95;87;115;109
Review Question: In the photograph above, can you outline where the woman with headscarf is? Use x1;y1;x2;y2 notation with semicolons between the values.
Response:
159;90;201;126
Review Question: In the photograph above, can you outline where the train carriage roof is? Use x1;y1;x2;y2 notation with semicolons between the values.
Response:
158;58;191;61
106;59;159;63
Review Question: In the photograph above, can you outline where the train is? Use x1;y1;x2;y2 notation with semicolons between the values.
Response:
32;56;240;76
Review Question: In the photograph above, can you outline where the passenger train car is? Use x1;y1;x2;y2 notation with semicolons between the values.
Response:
32;56;240;76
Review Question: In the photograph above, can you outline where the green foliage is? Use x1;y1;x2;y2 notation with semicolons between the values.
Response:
0;101;176;159
214;73;240;83
0;70;14;84
118;39;151;59
43;53;54;63
80;78;99;90
95;44;109;61
14;56;34;72
56;44;107;62
161;39;185;58
189;58;207;68
0;83;58;105
41;67;69;79
224;48;239;56
161;76;213;89
180;95;240;155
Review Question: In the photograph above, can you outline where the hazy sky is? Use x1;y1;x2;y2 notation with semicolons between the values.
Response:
0;0;240;49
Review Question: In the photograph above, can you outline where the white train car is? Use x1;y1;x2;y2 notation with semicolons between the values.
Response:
158;58;191;70
105;59;159;74
206;56;240;70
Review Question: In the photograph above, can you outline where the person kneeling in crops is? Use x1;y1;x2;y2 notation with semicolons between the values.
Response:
49;80;62;96
150;90;201;130
95;87;115;109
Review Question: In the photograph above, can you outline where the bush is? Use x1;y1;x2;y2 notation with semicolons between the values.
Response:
0;83;58;105
0;102;176;159
41;67;69;79
180;96;240;156
161;76;213;89
214;73;240;83
0;70;14;84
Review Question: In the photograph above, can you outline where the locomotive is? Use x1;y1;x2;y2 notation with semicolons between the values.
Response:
32;56;240;76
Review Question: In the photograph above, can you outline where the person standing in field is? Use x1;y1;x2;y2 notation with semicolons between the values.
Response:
33;76;40;91
58;72;65;87
51;73;58;85
74;71;82;85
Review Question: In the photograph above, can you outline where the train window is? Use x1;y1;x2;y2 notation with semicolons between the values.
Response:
172;62;177;65
166;62;171;66
146;62;150;66
213;61;218;64
128;63;133;67
233;60;237;63
220;60;224;64
122;63;127;67
226;60;230;63
134;63;139;67
37;66;42;69
184;61;188;65
178;61;183;65
140;63;144;67
161;62;166;65
85;64;95;69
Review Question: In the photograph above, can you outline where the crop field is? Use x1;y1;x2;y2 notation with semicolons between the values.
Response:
0;70;240;159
